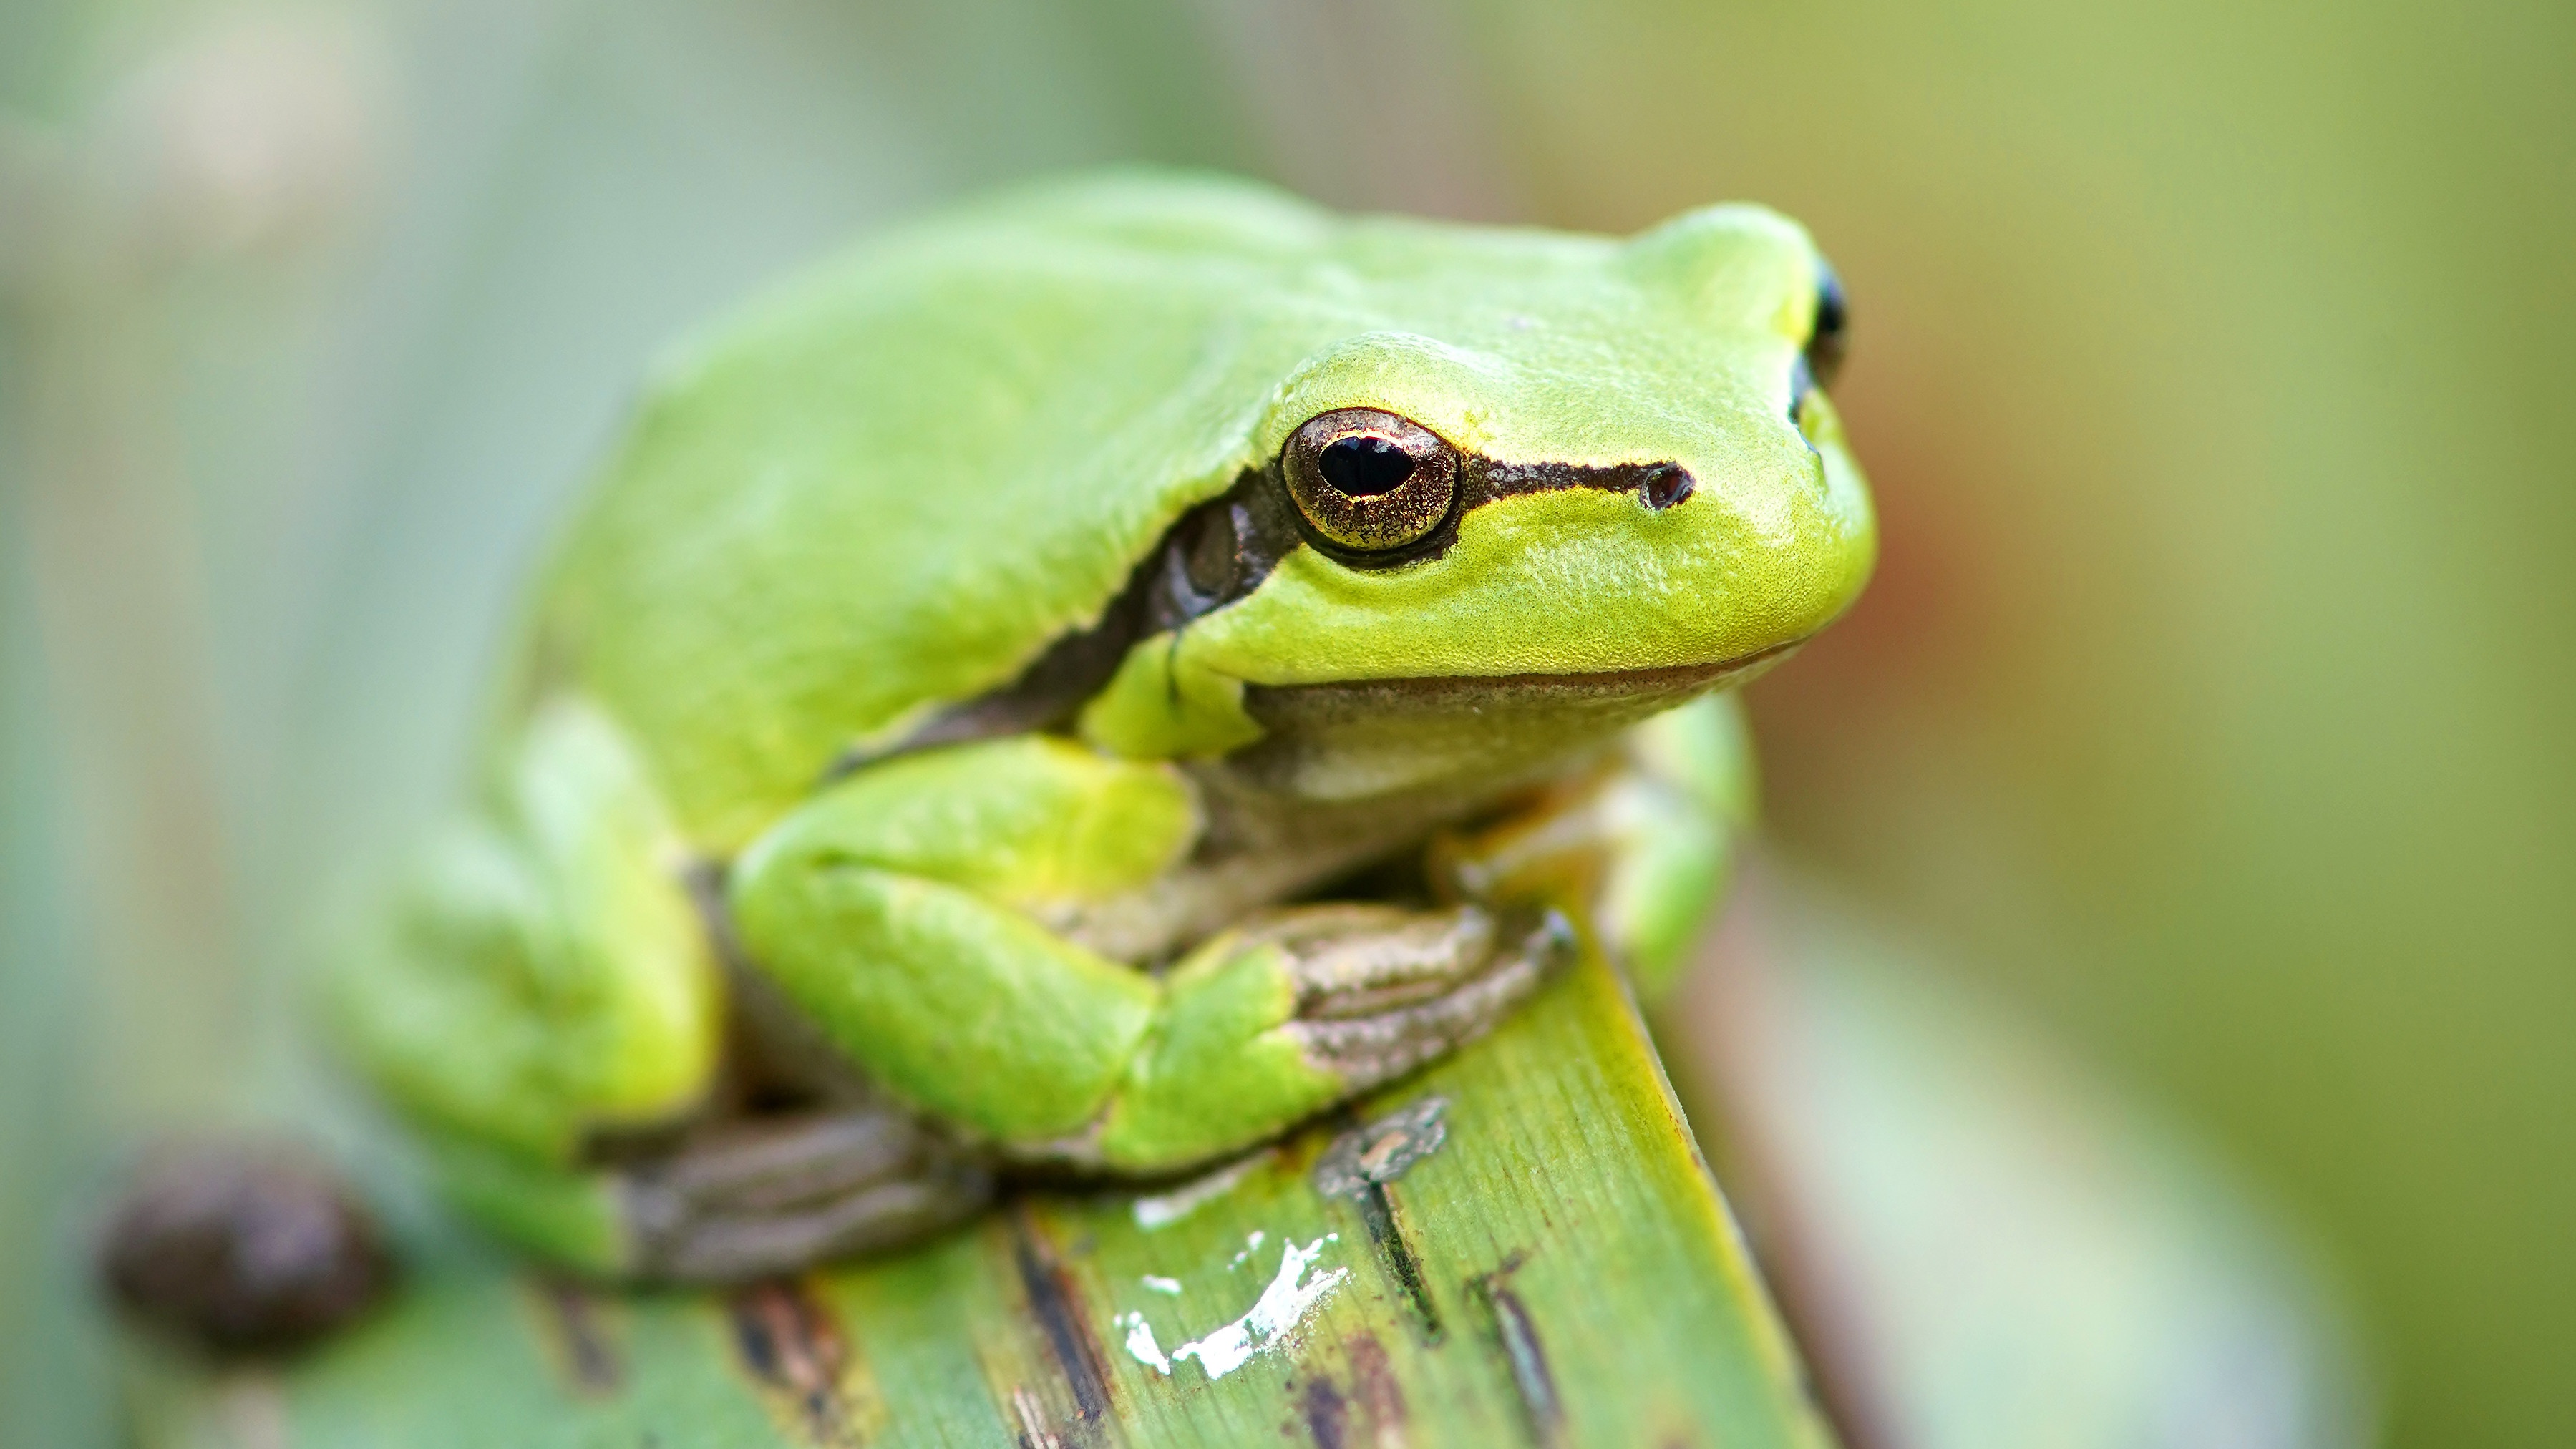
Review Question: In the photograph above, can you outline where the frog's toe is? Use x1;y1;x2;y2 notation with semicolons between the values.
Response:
616;1107;991;1284
1280;904;1573;1093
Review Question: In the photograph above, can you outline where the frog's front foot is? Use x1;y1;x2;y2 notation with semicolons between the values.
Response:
616;1106;991;1284
1263;902;1575;1094
1094;902;1573;1172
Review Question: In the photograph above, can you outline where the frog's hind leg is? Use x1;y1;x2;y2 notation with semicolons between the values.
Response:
412;1097;990;1284
613;1105;992;1284
330;701;732;1277
607;956;998;1284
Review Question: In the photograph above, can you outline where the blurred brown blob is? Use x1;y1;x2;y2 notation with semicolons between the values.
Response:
96;1143;392;1358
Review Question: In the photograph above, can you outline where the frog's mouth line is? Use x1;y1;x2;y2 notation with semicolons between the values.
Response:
1240;638;1805;719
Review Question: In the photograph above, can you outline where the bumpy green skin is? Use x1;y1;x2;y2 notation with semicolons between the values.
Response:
532;172;1869;834
349;701;720;1162
728;739;1180;1146
330;172;1873;1276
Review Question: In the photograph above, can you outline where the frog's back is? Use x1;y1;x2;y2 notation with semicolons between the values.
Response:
530;174;1359;851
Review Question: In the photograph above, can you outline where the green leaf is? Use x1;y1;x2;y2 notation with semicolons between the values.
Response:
122;947;1834;1449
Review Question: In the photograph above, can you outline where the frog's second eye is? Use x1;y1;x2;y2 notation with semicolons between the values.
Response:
1806;262;1849;387
1281;409;1459;555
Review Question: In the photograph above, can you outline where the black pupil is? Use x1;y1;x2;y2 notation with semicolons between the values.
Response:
1318;436;1416;497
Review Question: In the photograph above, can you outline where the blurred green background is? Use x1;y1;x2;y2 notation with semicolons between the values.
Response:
1;1;2567;1445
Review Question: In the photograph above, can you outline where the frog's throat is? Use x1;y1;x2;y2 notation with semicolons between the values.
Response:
1215;643;1799;804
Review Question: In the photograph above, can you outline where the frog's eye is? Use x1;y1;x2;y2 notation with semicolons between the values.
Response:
1281;409;1459;555
1805;261;1849;388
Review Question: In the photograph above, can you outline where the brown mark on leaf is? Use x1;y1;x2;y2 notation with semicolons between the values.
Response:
95;1139;393;1359
1313;1098;1448;1199
1470;1254;1564;1448
1010;1204;1115;1428
1345;1332;1411;1449
727;1277;863;1445
533;1277;623;1395
1298;1372;1351;1449
1315;1098;1449;1345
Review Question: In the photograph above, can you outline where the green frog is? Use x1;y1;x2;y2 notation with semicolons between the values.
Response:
329;170;1874;1284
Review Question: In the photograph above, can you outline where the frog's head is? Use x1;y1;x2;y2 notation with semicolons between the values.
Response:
1080;203;1875;800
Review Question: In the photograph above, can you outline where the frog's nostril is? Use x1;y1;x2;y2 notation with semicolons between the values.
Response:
1639;464;1695;511
1319;436;1416;497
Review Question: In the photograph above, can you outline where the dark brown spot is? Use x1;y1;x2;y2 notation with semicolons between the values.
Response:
1300;1374;1350;1449
96;1139;392;1358
726;1277;855;1443
1011;1206;1113;1424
